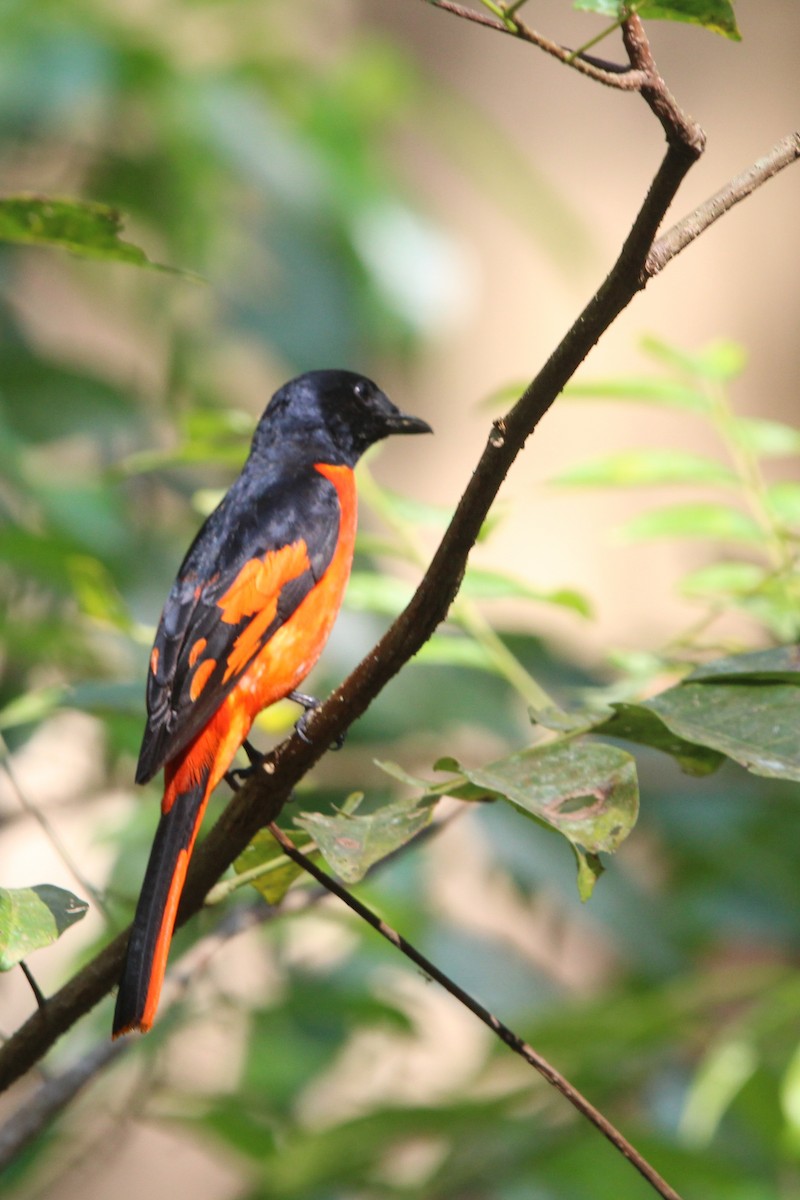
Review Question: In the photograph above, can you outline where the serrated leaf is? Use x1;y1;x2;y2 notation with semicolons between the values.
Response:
0;196;187;273
731;418;800;458
436;742;639;900
643;679;800;781
564;376;709;413
233;830;319;904
622;502;761;543
597;702;725;775
553;449;734;488
0;884;88;970
294;794;437;883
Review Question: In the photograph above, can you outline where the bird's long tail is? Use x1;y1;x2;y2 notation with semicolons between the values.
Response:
113;762;212;1037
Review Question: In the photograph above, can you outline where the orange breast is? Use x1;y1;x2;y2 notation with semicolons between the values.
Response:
223;462;357;721
169;463;357;801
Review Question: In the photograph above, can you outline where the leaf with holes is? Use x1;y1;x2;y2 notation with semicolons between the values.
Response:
435;742;639;900
294;793;438;883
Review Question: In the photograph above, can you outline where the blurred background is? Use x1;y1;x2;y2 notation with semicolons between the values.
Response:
2;0;800;1197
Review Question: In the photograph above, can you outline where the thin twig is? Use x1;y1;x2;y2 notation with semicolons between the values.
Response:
647;131;800;276
266;822;683;1200
424;0;645;89
18;962;46;1010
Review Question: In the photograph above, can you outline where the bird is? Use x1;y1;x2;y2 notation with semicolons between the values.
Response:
113;370;431;1036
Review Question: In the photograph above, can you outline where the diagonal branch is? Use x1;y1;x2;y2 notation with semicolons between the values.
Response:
266;822;683;1200
647;131;800;276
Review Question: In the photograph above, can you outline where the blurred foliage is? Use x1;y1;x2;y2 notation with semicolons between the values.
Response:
1;2;799;1200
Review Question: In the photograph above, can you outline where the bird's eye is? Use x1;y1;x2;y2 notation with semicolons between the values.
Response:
353;381;368;402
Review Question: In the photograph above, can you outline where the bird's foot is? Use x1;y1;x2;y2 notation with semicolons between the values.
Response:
225;739;266;790
288;691;345;750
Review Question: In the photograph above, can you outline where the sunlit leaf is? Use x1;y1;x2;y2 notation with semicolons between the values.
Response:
641;335;746;376
460;568;592;616
564;376;709;412
344;572;413;616
621;502;761;543
680;561;765;598
553;449;733;488
0;196;187;272
436;742;639;900
294;793;437;883
0;884;88;970
731;417;800;458
766;482;800;528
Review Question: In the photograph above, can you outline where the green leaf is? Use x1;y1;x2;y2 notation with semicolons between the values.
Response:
687;646;800;683
0;196;187;273
437;742;639;900
640;1;740;40
0;884;88;970
680;561;765;599
368;486;454;528
731;417;800;458
641;335;746;376
621;502;761;543
597;702;725;775
294;793;437;883
344;572;414;617
460;567;592;616
233;830;320;905
564;376;709;413
643;679;800;781
0;686;66;733
414;635;496;670
766;482;800;528
553;449;734;488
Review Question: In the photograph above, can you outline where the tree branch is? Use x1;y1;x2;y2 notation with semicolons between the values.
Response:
266;822;683;1200
647;131;800;276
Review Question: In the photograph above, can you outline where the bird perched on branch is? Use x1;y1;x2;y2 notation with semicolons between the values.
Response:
113;370;431;1036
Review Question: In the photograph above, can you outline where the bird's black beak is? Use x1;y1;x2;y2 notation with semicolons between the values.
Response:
384;411;433;436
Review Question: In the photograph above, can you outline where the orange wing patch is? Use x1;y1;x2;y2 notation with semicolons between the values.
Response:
188;638;207;667
189;657;217;701
150;647;159;675
217;541;312;684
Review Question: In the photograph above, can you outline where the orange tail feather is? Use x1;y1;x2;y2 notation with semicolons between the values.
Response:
113;767;212;1037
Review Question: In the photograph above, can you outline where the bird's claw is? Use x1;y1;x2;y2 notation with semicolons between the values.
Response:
289;691;346;750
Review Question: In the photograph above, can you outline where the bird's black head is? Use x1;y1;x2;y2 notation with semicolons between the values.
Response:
251;370;431;467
